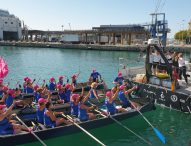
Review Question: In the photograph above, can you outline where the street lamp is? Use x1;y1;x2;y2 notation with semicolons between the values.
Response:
68;23;71;30
61;25;64;31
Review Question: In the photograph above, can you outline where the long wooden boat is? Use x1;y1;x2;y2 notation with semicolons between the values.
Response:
0;97;155;145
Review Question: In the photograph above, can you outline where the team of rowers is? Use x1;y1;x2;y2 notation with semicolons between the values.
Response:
149;50;188;84
0;69;139;135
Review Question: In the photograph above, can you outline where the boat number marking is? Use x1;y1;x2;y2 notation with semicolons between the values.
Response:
171;95;178;102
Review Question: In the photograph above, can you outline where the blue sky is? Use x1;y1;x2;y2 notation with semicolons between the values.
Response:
0;0;190;38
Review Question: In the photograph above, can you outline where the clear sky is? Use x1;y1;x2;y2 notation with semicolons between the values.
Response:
0;0;190;38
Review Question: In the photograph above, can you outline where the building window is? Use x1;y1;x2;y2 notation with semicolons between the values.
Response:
11;22;13;24
19;23;21;27
5;22;7;24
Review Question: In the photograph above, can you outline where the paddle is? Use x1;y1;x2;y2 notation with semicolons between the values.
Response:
129;100;166;144
88;101;152;146
62;114;106;146
14;115;47;146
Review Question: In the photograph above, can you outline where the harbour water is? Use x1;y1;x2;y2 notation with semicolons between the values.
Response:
0;46;191;146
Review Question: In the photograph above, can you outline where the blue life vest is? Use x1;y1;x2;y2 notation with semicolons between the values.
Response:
5;95;13;108
44;109;56;128
78;103;88;121
118;91;129;107
36;107;45;124
59;91;66;100
0;118;14;135
70;101;78;117
114;76;124;85
65;89;71;103
49;82;56;91
25;86;34;94
105;98;117;115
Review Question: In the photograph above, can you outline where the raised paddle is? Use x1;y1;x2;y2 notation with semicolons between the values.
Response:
14;115;47;146
88;101;152;146
62;114;106;146
129;100;166;144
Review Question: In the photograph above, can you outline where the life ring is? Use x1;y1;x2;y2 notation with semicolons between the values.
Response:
156;73;169;78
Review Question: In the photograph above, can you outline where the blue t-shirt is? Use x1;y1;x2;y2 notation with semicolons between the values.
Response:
114;76;124;85
91;72;101;80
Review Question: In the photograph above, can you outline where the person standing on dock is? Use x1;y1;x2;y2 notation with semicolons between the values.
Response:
178;53;188;84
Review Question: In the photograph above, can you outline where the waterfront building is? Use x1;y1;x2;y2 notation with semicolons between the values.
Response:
0;9;22;41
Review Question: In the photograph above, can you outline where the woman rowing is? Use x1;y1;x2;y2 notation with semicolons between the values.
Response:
104;88;127;115
24;78;34;94
113;72;124;85
36;98;46;124
118;85;139;109
48;77;56;91
71;73;80;88
58;76;64;85
78;91;96;121
70;85;84;117
0;101;28;135
64;83;73;103
44;101;69;128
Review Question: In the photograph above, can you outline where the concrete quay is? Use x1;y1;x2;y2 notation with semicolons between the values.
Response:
0;41;191;52
0;41;141;51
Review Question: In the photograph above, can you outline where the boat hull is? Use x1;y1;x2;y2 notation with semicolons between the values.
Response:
133;82;191;113
0;101;155;145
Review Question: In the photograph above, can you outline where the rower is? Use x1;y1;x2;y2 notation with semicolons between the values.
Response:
33;85;39;103
78;91;96;121
36;98;46;124
71;73;79;87
104;89;127;115
89;82;100;101
23;77;29;93
44;101;69;128
118;85;138;108
64;83;73;103
24;78;34;94
113;72;124;85
178;53;188;84
0;101;28;135
57;84;65;100
89;69;102;83
70;86;84;117
48;77;56;91
58;76;64;85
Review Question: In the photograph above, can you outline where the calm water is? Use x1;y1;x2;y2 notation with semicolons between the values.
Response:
0;46;191;146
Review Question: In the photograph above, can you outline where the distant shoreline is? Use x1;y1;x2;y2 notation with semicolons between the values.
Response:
0;41;191;52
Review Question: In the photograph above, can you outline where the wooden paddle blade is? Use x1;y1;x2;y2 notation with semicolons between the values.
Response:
154;128;166;144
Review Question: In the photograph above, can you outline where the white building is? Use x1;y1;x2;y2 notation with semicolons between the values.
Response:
0;9;22;41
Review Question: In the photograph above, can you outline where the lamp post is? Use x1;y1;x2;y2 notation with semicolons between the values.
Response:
61;25;64;31
68;23;71;30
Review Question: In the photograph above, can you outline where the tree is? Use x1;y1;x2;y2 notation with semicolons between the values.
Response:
174;30;188;40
